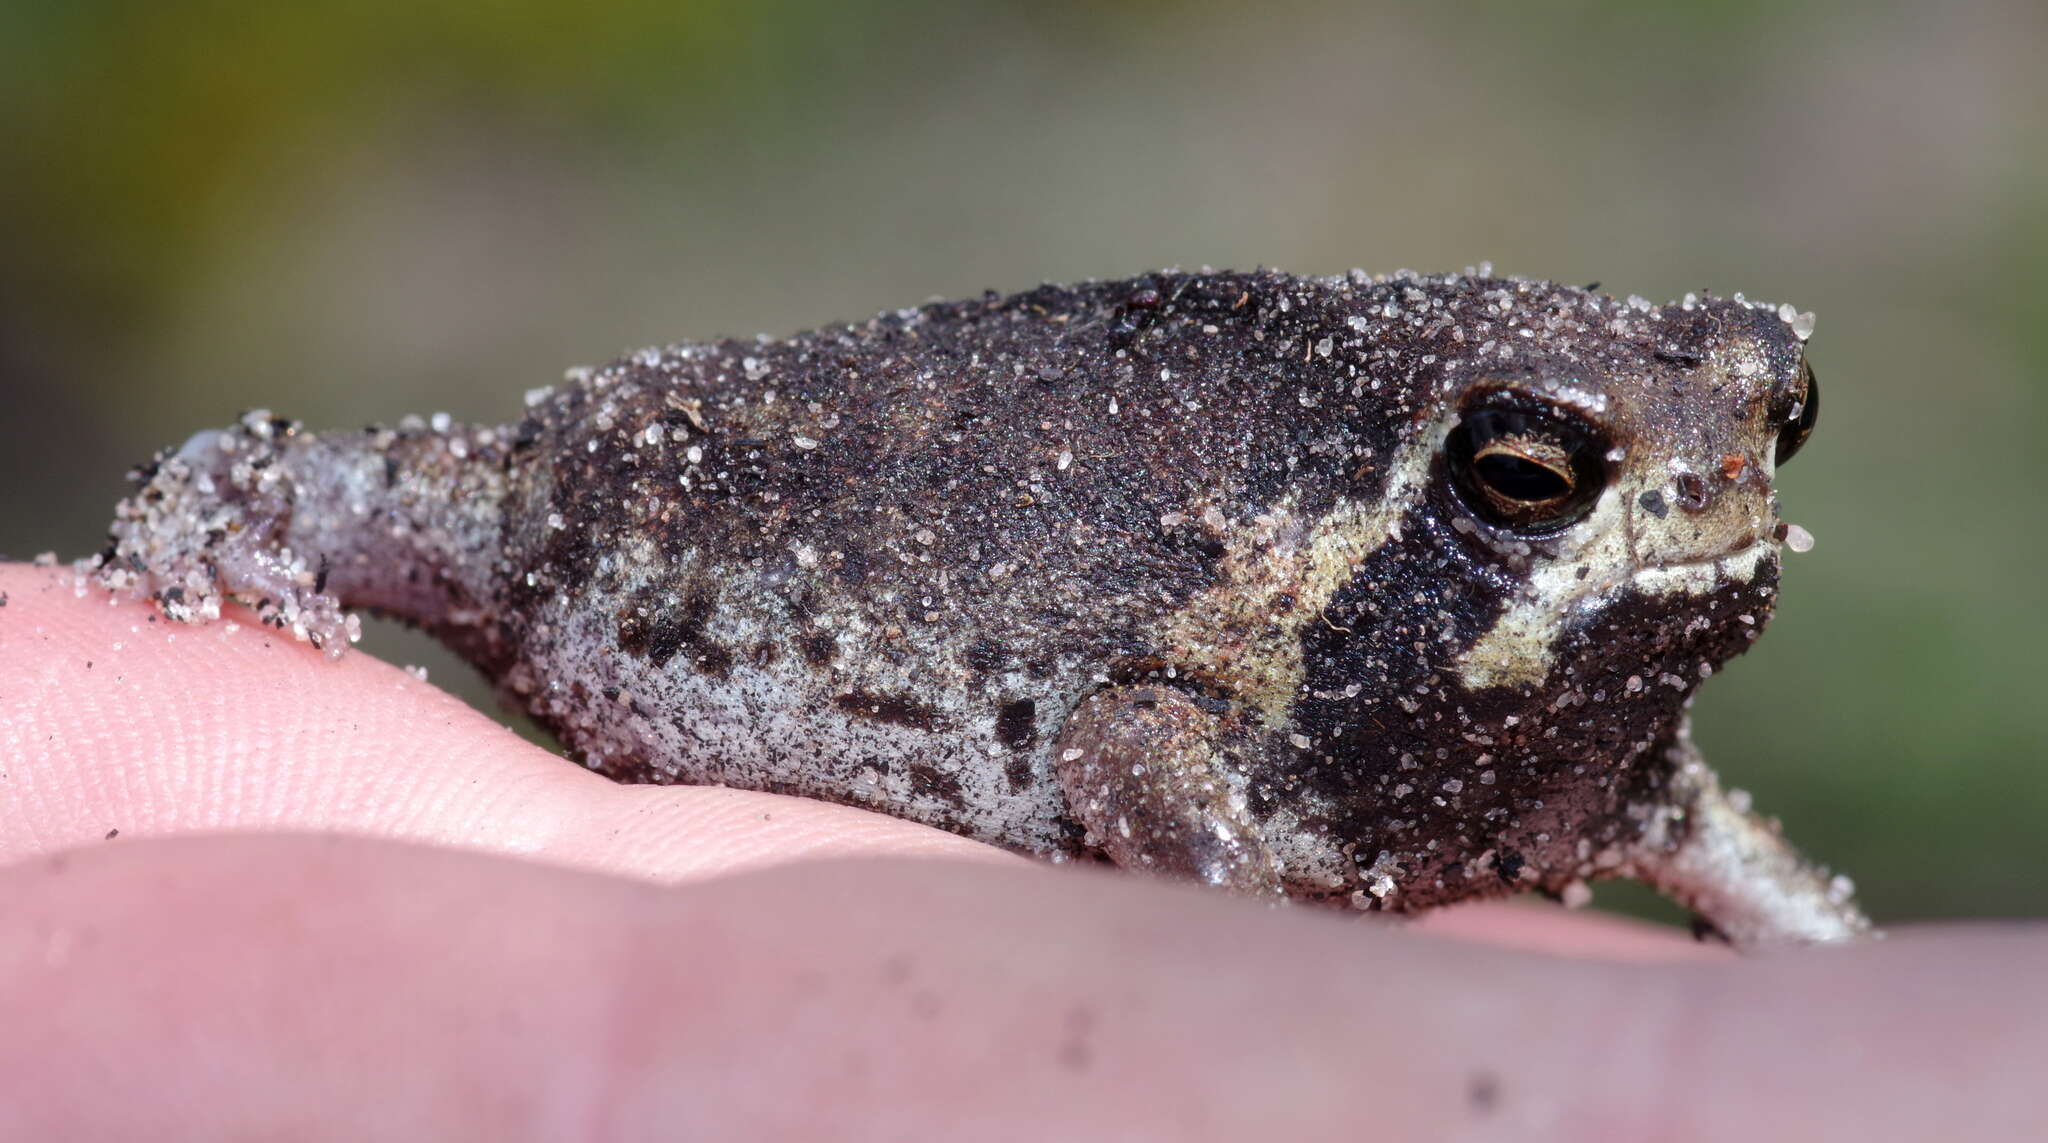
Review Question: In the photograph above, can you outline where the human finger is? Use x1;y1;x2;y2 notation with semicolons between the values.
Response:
0;834;2036;1140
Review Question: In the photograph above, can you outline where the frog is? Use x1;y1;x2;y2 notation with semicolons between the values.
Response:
91;266;1868;946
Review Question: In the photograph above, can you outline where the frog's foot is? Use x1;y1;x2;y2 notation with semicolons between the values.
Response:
1054;684;1286;899
1622;726;1871;948
93;412;360;657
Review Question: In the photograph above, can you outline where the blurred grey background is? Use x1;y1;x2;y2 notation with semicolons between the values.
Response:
4;1;2041;922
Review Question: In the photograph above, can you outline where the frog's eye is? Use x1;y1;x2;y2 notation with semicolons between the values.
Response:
1774;362;1819;467
1445;405;1608;533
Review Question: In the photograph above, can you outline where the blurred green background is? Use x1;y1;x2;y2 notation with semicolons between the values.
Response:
4;1;2041;923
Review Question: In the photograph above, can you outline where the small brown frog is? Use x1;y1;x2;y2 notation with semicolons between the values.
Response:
94;268;1866;946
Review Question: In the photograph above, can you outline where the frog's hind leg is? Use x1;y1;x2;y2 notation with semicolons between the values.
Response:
1622;723;1872;948
1053;684;1287;899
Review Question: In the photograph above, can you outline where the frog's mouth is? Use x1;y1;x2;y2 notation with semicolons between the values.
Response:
1454;536;1779;691
1624;536;1779;596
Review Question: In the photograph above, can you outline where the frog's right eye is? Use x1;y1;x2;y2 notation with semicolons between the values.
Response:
1445;405;1608;533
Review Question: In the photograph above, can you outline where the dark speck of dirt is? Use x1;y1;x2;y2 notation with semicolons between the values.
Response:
880;953;915;987
1468;1070;1501;1114
104;828;119;840
1496;851;1525;884
1059;1005;1096;1072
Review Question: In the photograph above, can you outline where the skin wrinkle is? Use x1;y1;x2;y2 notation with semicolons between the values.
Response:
1585;962;1728;1141
585;884;688;1141
1624;485;1643;570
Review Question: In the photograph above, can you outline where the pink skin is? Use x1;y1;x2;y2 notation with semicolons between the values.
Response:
0;563;2040;1138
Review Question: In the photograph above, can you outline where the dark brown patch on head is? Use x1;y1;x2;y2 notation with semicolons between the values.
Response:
995;698;1037;748
834;690;945;731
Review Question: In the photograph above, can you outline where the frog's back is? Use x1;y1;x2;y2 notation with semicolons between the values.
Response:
491;271;1409;852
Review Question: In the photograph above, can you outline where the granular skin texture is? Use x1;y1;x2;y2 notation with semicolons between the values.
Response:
91;267;1869;946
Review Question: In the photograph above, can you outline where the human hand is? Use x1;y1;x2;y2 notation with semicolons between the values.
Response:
0;563;2038;1138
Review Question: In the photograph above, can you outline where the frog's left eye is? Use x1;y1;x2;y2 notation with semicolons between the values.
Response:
1774;362;1819;467
1445;404;1608;533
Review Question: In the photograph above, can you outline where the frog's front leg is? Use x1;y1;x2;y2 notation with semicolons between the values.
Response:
97;411;509;659
1053;685;1286;899
1623;724;1872;947
97;414;359;652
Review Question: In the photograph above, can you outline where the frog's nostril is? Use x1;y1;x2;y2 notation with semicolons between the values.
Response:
1674;471;1712;513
